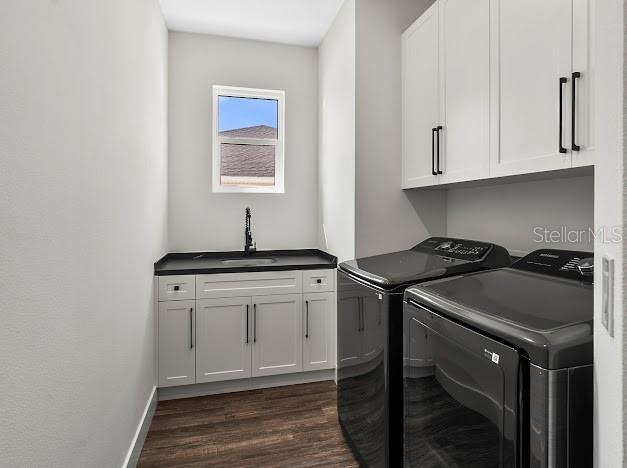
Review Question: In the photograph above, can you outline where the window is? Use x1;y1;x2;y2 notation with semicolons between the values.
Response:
212;85;285;193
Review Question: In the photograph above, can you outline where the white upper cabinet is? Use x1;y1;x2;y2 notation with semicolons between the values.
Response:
401;0;594;188
195;297;252;384
571;0;596;167
402;0;491;188
490;0;573;177
438;0;491;184
402;3;440;188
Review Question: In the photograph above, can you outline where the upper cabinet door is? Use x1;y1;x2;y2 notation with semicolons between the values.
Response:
571;0;596;167
438;0;491;185
195;297;252;384
491;0;573;177
402;3;440;188
251;294;303;377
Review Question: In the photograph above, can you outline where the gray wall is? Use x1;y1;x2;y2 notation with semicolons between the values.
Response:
318;0;356;262
447;176;595;256
0;0;168;466
354;0;446;257
168;32;319;252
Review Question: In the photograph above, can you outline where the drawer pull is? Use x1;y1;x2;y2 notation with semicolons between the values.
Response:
173;285;180;291
316;279;322;284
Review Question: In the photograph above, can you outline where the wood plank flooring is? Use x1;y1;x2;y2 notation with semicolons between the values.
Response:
137;380;359;468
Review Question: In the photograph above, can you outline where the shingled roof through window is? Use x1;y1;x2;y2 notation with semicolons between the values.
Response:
219;125;278;178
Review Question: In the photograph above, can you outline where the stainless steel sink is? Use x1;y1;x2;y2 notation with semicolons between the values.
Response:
221;258;277;267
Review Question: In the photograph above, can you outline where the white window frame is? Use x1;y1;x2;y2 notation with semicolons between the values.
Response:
212;85;285;193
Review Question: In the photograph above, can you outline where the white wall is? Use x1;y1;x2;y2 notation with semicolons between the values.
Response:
318;0;356;262
593;0;624;466
447;176;595;256
168;32;319;252
0;1;168;466
354;0;446;257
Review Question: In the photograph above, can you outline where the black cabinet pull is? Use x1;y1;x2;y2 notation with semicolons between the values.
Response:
436;126;443;174
246;304;249;344
305;300;309;339
431;128;437;176
559;77;568;153
253;304;257;343
189;308;193;349
173;285;180;291
572;72;581;151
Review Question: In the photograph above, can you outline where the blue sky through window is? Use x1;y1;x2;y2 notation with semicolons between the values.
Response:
218;96;278;132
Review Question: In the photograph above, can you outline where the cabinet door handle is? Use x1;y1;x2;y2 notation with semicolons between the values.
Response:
305;300;309;339
436;126;443;174
189;308;194;349
571;72;581;151
253;304;257;343
246;304;249;344
431;128;437;176
559;77;568;153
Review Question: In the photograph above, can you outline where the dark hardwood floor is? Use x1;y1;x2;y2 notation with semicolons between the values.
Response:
137;380;359;468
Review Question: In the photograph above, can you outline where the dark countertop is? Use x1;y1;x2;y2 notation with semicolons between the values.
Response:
154;249;337;276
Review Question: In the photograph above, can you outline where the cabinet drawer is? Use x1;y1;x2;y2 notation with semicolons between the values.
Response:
158;275;196;302
302;269;335;293
196;271;303;299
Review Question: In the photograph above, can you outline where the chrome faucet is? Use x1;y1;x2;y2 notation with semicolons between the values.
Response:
244;207;256;256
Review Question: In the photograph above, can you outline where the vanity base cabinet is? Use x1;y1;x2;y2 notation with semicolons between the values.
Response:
195;297;252;384
158;300;196;388
157;270;337;392
303;292;336;372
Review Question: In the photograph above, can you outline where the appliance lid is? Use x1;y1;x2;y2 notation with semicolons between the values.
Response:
338;237;509;290
404;249;593;369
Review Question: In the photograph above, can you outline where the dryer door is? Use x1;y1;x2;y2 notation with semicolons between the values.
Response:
404;300;520;468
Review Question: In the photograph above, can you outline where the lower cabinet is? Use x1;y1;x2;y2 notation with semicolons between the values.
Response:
303;292;335;371
252;294;303;377
196;297;251;384
158;300;195;388
157;270;337;388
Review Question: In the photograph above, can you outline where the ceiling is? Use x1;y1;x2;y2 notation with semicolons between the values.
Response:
159;0;346;47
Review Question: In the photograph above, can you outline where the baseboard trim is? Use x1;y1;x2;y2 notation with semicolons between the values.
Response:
123;385;157;468
158;369;335;401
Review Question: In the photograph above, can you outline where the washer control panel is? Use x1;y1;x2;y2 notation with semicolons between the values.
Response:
513;249;594;283
414;237;492;261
